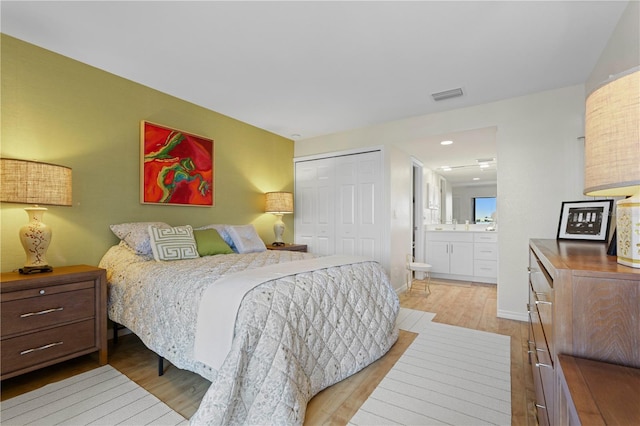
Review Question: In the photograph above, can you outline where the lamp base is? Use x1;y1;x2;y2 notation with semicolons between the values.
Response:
20;207;53;270
272;213;286;246
616;194;640;268
19;265;54;275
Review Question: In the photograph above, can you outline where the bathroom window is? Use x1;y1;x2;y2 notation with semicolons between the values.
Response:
473;197;496;223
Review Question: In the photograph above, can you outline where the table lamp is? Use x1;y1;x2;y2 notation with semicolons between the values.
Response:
265;191;293;246
0;158;73;273
584;67;640;268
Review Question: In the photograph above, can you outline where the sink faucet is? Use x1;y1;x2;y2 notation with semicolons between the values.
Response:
452;219;457;230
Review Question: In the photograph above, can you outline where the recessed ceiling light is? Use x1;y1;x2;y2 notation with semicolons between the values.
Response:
442;166;452;171
473;177;480;181
480;164;490;168
290;133;301;139
440;140;453;145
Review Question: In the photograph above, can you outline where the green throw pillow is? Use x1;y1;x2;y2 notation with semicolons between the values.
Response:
193;229;234;256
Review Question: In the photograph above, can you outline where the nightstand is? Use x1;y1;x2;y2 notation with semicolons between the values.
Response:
266;244;308;252
0;265;107;380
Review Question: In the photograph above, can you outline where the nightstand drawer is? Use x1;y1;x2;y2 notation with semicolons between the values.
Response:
1;287;95;336
1;319;95;376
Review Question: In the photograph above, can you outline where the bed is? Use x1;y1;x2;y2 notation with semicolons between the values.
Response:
99;222;399;425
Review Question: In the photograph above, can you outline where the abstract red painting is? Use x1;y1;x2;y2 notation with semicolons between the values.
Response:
141;121;214;206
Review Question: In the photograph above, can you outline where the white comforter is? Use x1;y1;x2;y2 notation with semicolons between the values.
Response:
99;242;399;425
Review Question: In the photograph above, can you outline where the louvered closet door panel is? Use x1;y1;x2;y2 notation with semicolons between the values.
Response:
294;158;335;255
316;184;334;255
294;163;318;249
337;184;356;255
356;152;381;259
335;156;357;256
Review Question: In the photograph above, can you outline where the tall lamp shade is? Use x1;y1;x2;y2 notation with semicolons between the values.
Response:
584;68;640;268
265;191;293;246
0;158;72;273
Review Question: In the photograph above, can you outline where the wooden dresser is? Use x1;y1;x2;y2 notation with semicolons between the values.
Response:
1;265;107;380
528;239;640;425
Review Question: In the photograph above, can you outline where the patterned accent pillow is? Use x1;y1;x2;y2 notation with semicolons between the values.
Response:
110;221;170;255
148;225;200;261
226;224;267;253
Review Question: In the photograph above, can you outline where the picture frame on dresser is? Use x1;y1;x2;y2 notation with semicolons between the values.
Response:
556;199;613;242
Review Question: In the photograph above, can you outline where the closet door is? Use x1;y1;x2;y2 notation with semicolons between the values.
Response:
334;151;382;259
295;150;382;261
294;157;335;255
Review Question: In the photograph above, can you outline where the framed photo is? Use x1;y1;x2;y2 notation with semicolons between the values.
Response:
141;121;214;206
557;200;613;241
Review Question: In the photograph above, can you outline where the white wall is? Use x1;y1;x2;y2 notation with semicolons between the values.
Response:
387;146;413;290
295;84;586;320
587;1;639;94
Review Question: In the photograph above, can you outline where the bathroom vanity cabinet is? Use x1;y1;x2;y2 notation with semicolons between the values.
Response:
425;230;497;283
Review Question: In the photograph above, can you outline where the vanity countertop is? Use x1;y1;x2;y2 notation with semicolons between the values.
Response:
426;228;497;233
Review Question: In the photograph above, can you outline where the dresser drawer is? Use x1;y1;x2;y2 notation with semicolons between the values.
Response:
531;349;551;426
474;243;497;260
474;232;498;243
1;319;95;376
1;287;95;336
474;260;497;278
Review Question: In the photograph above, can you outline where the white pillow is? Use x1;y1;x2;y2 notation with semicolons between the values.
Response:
110;221;170;255
148;225;200;261
226;225;266;253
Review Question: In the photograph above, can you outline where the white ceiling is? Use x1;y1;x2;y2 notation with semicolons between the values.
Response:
1;1;628;185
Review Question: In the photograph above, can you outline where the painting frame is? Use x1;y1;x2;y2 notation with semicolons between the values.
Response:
556;200;613;242
140;121;214;207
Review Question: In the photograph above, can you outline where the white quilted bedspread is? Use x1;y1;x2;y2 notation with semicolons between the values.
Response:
99;242;399;425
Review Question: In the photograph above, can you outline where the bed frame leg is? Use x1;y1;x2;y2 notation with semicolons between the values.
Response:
158;356;164;376
113;323;121;345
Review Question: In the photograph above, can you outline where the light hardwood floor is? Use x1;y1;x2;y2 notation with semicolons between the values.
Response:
1;279;535;425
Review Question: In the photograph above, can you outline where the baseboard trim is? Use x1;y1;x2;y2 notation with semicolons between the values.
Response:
497;309;528;322
395;284;409;295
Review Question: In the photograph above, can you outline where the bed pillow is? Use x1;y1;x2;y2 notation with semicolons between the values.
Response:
193;229;234;256
226;224;267;253
194;224;237;252
110;221;170;255
148;225;200;261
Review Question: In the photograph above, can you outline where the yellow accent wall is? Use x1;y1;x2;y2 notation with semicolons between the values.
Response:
0;35;294;272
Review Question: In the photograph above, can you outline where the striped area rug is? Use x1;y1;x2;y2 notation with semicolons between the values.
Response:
0;365;187;426
350;308;511;425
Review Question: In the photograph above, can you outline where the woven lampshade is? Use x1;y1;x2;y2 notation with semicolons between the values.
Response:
584;69;640;197
265;192;293;214
1;158;72;206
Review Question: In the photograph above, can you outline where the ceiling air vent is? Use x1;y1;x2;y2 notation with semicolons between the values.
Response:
431;87;464;101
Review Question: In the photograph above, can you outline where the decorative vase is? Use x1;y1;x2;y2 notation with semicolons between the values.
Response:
19;207;52;268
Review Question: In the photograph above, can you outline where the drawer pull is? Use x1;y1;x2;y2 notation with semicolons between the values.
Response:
534;292;552;305
20;307;64;318
20;341;63;355
536;361;553;369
